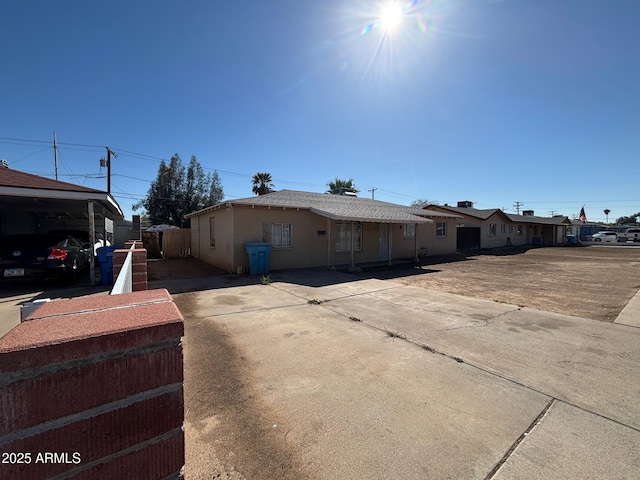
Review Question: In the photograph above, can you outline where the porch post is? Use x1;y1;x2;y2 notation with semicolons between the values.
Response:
326;218;331;268
387;223;392;266
88;200;96;287
414;223;419;262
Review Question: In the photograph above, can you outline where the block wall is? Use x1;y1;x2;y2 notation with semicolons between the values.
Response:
113;245;148;292
0;289;184;480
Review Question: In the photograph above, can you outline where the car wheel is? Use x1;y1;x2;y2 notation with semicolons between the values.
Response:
65;259;78;284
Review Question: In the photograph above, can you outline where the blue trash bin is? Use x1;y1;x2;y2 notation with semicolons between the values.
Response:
566;235;577;245
245;242;272;275
96;245;124;285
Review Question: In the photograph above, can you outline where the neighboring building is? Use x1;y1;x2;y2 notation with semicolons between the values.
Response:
506;212;572;246
427;203;516;250
428;202;571;250
185;190;459;273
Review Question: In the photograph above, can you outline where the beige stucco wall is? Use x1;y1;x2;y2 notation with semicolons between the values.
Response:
190;205;458;272
231;206;327;271
480;212;515;249
194;207;235;272
420;219;457;256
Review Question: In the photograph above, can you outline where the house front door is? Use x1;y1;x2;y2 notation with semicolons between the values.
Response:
379;224;389;261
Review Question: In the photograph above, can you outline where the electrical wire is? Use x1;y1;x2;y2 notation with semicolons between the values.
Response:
7;147;52;166
3;135;636;213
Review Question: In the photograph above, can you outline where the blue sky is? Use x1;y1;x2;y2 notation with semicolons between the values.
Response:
1;0;638;223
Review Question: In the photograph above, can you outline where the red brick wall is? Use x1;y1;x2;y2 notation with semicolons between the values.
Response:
0;289;184;480
113;245;148;292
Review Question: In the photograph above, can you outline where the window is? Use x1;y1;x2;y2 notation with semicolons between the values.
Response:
263;223;293;248
488;223;497;236
500;224;506;234
403;223;416;239
209;217;216;248
509;224;513;234
335;221;362;253
436;222;447;237
516;224;523;235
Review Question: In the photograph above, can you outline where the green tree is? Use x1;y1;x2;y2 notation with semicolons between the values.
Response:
615;212;640;225
252;172;275;195
133;154;223;226
410;199;438;208
327;177;357;193
185;155;208;214
209;170;224;205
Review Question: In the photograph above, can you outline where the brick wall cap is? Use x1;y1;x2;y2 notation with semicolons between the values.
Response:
24;289;169;321
0;300;183;356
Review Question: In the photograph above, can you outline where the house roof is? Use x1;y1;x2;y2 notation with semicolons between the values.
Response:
429;203;570;226
428;204;511;221
187;190;459;224
506;214;571;226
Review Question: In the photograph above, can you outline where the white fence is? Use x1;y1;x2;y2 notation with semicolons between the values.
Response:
110;244;135;295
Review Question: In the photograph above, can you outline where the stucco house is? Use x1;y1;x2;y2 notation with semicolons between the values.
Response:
185;190;459;273
428;202;571;250
505;212;572;246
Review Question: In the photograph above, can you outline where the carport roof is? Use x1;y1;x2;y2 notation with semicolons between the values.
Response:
0;167;124;219
187;190;459;224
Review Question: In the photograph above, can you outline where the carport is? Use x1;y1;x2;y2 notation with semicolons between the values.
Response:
0;167;124;285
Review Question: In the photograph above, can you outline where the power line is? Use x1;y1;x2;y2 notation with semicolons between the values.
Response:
0;136;51;145
513;201;523;215
9;147;52;165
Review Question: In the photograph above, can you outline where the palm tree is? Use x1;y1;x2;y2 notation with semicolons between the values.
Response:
252;172;274;196
327;177;358;194
604;209;611;223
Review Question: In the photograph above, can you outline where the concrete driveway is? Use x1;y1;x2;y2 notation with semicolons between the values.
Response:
0;274;110;338
164;269;640;479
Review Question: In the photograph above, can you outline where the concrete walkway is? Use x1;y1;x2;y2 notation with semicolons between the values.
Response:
165;270;640;479
615;286;640;327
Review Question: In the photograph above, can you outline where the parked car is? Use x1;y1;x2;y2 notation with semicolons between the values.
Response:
48;229;110;256
591;231;618;243
0;233;90;283
617;228;640;242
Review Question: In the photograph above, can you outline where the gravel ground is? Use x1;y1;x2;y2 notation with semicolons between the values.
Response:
358;245;640;322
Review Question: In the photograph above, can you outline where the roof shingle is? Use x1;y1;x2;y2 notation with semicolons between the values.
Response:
188;190;459;223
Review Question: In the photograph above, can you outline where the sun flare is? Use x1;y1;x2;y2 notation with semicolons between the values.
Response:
379;2;404;32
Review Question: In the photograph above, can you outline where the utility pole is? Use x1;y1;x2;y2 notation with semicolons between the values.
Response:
105;147;117;194
53;132;58;180
549;210;557;217
368;187;377;200
513;201;523;215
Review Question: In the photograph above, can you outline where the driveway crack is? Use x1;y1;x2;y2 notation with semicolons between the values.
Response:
484;398;555;480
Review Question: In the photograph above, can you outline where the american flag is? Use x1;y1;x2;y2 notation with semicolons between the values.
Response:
579;207;587;223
